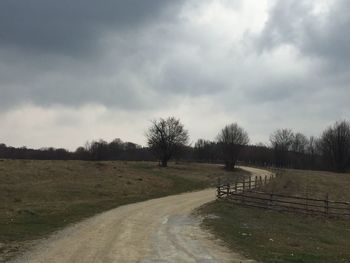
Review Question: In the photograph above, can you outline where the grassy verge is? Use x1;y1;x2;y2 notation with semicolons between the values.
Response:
198;169;350;263
0;160;248;261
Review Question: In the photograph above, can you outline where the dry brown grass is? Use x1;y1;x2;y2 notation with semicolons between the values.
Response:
265;168;350;201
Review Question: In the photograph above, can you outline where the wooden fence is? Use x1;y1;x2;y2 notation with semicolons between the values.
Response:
217;175;350;219
217;173;275;198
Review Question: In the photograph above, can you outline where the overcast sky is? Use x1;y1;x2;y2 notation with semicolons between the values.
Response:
0;0;349;150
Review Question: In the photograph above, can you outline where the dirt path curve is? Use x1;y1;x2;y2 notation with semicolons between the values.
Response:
13;166;272;263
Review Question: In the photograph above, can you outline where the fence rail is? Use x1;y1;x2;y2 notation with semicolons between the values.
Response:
217;174;275;198
217;174;350;219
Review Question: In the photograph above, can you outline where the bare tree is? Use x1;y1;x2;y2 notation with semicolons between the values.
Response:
217;123;249;170
194;139;220;163
270;129;294;167
305;136;320;168
292;132;309;154
320;121;350;172
306;136;318;155
146;117;189;167
194;139;210;162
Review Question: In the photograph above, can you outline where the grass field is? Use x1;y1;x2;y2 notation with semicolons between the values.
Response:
199;168;350;263
264;169;350;201
0;159;249;261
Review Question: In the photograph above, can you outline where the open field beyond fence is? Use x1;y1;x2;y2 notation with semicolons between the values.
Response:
200;168;350;263
217;172;350;218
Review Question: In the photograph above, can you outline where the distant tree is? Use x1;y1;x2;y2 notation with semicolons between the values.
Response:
270;129;294;167
75;146;90;160
306;136;317;155
194;139;208;150
194;139;211;162
194;139;221;163
320;121;350;172
146;117;189;167
255;142;267;147
0;144;7;158
304;136;320;168
108;138;123;159
240;144;274;167
124;142;138;150
292;133;309;154
55;148;70;159
86;140;109;160
0;139;154;161
289;132;309;168
217;123;249;170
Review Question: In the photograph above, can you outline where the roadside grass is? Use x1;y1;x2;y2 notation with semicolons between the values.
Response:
0;160;248;261
199;169;350;263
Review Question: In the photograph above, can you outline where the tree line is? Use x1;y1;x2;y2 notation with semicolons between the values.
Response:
0;139;153;162
0;118;349;173
191;121;350;172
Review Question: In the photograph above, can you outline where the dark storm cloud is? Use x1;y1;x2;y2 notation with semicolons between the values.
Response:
0;0;184;55
0;0;188;110
257;0;350;68
0;0;348;123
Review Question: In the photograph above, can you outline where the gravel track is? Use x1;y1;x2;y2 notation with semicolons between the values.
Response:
13;166;271;263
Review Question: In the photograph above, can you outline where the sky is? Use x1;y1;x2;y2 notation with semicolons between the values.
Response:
0;0;349;150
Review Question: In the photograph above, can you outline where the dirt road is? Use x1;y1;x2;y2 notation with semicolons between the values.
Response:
13;166;272;263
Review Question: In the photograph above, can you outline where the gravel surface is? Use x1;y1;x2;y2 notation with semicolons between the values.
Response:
12;166;271;263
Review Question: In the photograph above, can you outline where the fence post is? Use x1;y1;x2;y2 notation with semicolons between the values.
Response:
254;176;257;189
269;192;274;209
217;177;221;198
259;175;263;188
249;177;252;190
243;178;246;193
264;175;267;185
226;183;230;197
325;193;329;218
